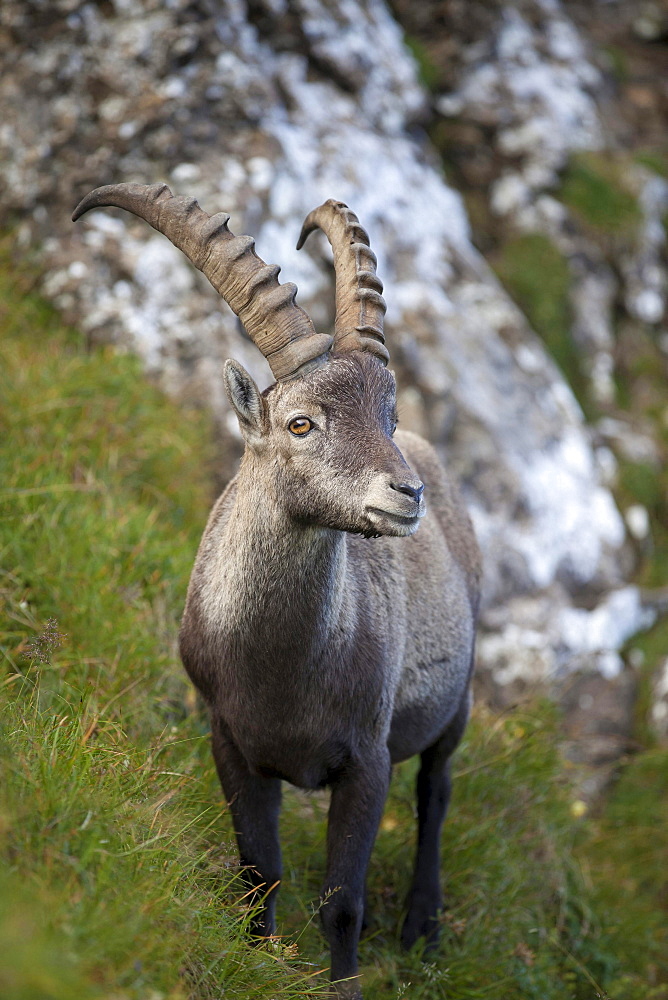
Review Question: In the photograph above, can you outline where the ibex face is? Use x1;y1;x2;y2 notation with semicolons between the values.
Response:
225;352;425;538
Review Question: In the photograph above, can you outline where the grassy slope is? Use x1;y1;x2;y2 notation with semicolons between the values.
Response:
1;253;666;999
0;254;327;1000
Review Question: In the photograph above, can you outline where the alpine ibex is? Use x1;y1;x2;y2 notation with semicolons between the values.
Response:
73;183;481;999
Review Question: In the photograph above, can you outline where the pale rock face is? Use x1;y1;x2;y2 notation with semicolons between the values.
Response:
651;659;668;738
435;0;668;427
479;585;656;685
436;3;604;209
620;169;668;325
0;0;660;696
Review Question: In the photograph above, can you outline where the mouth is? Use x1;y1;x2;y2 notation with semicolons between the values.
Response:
365;505;424;537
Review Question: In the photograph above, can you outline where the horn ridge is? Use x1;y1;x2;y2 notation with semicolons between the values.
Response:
297;199;388;365
72;182;332;381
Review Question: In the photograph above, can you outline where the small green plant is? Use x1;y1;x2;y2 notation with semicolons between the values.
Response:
578;747;668;995
559;152;641;238
602;45;629;84
23;617;67;663
634;149;668;179
491;233;588;407
403;35;440;92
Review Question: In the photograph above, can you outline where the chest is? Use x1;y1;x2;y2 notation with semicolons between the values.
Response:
214;641;391;788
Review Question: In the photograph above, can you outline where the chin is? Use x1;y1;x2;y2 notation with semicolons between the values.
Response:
363;509;423;538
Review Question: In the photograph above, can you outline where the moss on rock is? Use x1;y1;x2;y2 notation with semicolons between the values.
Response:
491;233;587;406
559;152;642;239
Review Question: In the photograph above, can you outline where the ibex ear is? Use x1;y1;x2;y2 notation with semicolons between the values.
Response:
223;359;266;443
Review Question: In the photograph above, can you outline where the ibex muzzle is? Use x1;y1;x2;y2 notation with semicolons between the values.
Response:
73;185;481;1000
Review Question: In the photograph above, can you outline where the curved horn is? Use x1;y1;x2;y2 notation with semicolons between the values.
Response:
72;182;333;381
296;199;389;365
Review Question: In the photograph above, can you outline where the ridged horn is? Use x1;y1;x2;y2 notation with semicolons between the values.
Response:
296;199;389;365
72;182;333;381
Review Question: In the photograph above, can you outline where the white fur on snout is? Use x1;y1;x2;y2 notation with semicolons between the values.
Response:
365;477;425;516
364;476;426;536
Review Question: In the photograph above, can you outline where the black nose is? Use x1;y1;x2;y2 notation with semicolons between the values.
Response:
391;481;424;502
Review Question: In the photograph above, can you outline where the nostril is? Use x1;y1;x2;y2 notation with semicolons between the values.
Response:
391;481;424;502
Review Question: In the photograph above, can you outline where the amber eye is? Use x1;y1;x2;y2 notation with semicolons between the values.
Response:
288;417;313;436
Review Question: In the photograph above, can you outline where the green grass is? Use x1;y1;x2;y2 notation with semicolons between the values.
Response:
579;748;668;999
277;707;668;999
559;153;641;239
1;248;667;998
0;251;328;1000
611;320;668;592
617;459;668;585
490;233;589;409
403;35;440;92
602;46;630;84
634;149;668;180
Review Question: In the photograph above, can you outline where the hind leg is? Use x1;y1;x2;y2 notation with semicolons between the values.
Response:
401;695;470;951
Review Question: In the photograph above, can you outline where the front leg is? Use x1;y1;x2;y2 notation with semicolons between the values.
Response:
211;717;282;937
320;749;391;999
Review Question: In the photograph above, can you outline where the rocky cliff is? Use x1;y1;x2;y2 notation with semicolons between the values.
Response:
2;0;667;751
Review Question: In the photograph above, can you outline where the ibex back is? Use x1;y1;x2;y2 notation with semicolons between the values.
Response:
73;184;481;999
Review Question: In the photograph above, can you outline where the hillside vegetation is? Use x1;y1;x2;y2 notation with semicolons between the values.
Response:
1;252;666;999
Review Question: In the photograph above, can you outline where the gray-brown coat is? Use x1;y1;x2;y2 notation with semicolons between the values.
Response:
72;185;481;1000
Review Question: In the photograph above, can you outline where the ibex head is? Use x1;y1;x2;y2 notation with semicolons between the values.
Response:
72;185;425;537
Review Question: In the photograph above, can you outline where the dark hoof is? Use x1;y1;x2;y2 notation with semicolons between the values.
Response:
330;980;363;1000
401;893;442;952
401;917;441;953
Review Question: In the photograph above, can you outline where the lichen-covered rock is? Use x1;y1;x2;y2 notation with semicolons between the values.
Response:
558;668;637;802
0;0;661;709
651;658;668;739
429;0;668;403
434;2;604;207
